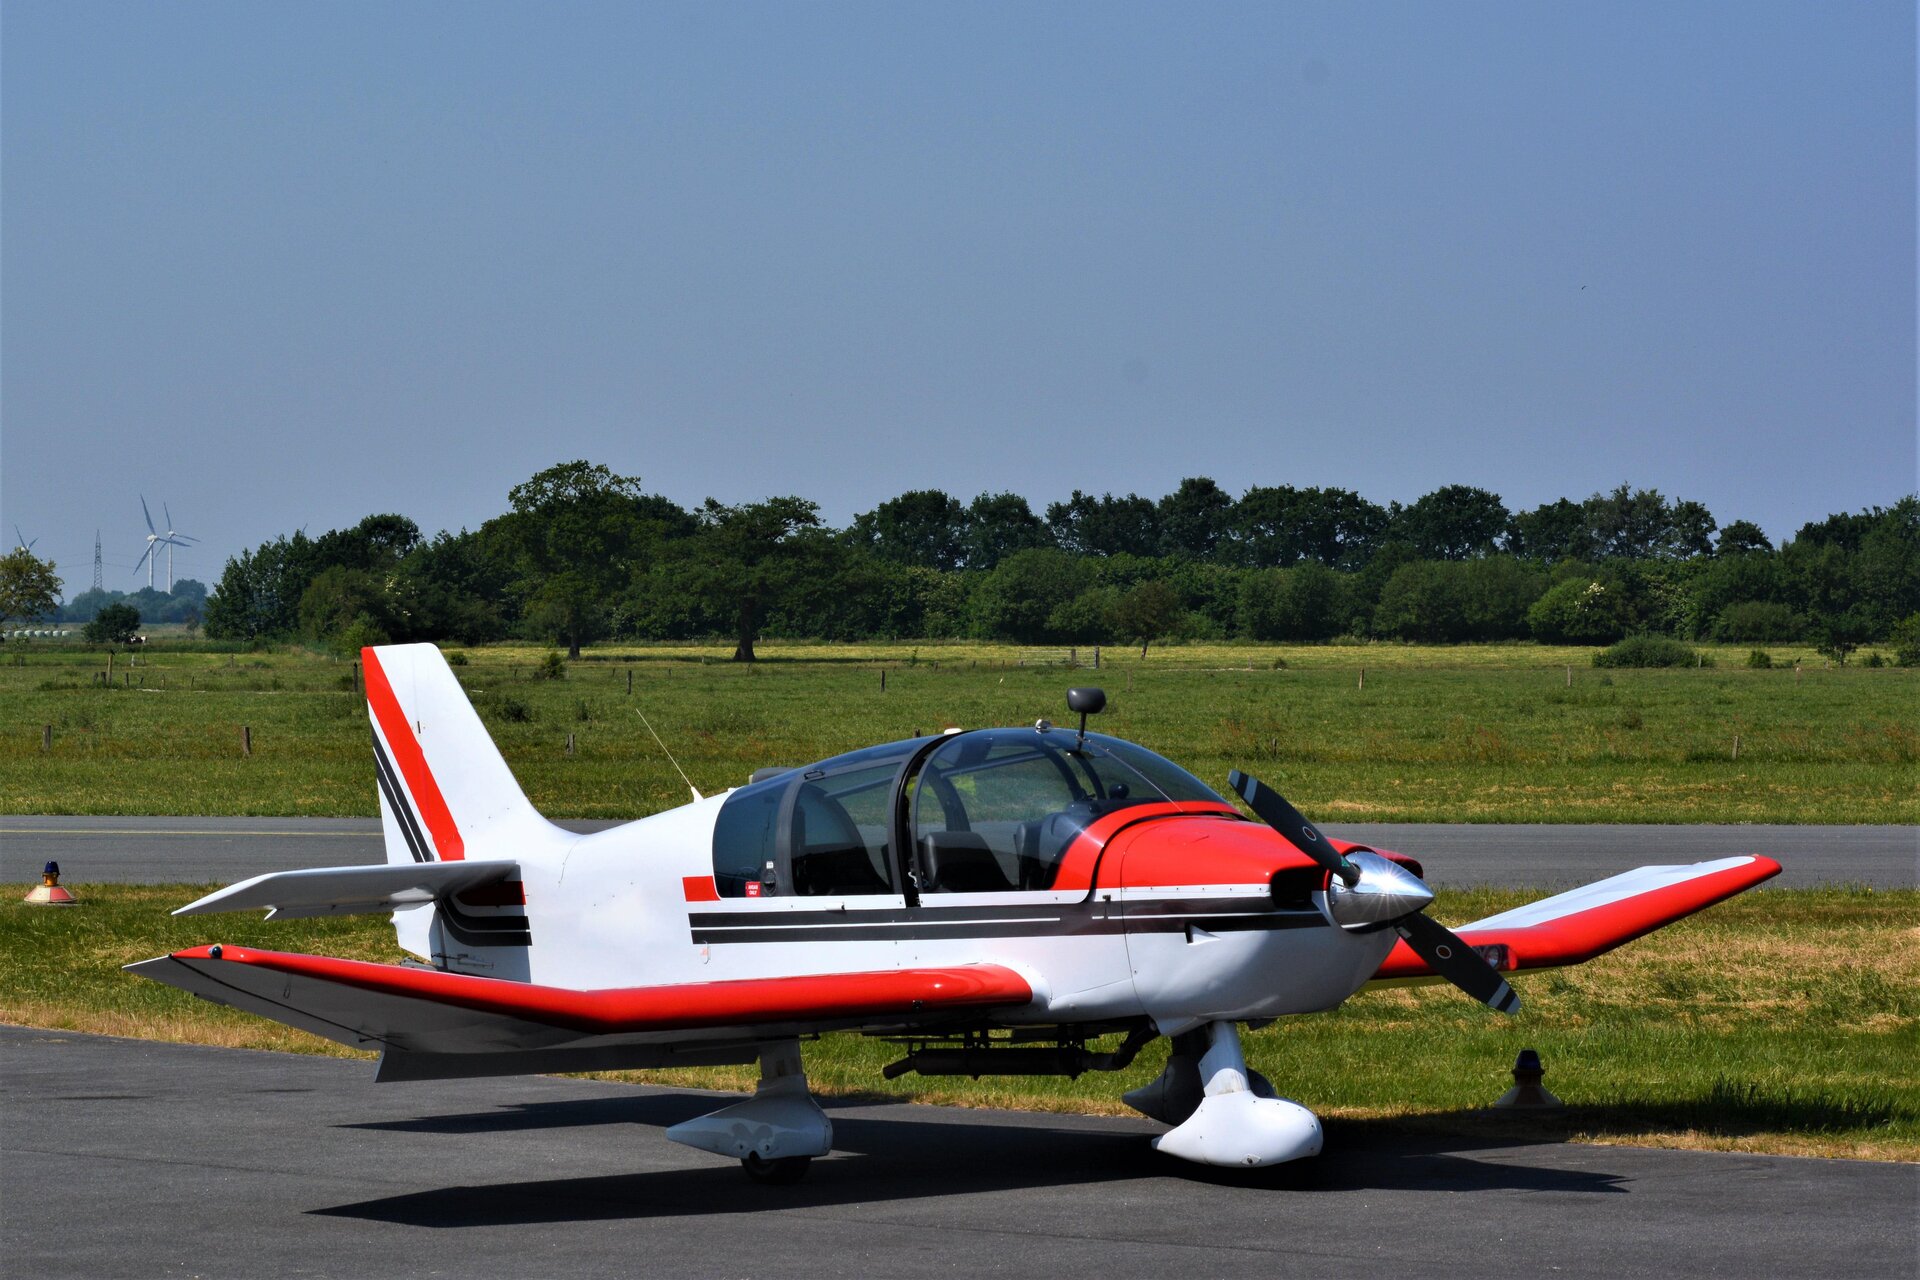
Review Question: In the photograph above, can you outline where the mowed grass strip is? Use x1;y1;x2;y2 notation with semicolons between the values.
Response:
3;884;1913;1161
2;642;1915;822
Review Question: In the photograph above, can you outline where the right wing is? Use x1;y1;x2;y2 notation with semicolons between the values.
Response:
1368;854;1781;986
127;945;1033;1079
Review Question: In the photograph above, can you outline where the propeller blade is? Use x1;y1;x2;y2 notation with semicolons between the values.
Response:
141;496;156;535
132;542;154;573
1397;911;1521;1014
163;502;173;532
1227;769;1359;886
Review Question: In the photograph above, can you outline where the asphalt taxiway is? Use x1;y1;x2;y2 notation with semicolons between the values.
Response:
2;815;1912;888
3;1027;1914;1279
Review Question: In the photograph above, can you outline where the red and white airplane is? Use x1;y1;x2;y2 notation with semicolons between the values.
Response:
133;643;1779;1181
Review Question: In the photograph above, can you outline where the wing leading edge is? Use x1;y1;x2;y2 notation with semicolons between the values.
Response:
1368;854;1781;986
127;945;1033;1064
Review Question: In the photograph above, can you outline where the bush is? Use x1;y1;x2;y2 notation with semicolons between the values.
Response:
1747;649;1773;669
496;695;532;723
1594;635;1708;668
535;651;567;680
1528;578;1628;644
444;650;469;666
83;603;142;646
1862;651;1886;668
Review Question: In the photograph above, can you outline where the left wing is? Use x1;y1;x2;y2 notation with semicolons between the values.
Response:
1368;854;1781;986
128;946;1032;1079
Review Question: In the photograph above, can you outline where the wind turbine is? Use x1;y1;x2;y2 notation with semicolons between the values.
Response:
133;497;197;592
12;525;38;553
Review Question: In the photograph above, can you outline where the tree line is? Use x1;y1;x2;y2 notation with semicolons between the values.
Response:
175;463;1920;664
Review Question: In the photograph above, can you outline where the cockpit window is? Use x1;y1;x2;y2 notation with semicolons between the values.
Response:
789;761;898;896
908;728;1218;892
711;729;1227;899
711;737;933;898
1087;734;1227;805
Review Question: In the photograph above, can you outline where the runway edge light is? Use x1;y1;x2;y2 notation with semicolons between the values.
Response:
23;861;78;906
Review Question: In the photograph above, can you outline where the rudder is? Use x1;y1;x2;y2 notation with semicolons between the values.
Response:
363;643;570;867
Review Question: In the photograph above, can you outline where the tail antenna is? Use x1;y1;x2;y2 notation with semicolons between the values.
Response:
636;710;704;802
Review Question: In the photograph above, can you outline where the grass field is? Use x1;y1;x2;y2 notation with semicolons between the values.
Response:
2;639;1913;822
4;882;1913;1161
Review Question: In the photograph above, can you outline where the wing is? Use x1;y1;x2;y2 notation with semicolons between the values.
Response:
1368;855;1781;986
127;945;1033;1080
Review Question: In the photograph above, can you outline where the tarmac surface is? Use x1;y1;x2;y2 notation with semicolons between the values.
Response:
3;814;1912;888
4;1026;1914;1280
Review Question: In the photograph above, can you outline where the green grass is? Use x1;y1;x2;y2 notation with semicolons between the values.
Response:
5;883;1914;1160
2;640;1914;821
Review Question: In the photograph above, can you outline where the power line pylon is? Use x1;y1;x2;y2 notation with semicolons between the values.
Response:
92;530;104;593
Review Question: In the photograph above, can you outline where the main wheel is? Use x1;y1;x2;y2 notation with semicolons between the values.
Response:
742;1153;812;1185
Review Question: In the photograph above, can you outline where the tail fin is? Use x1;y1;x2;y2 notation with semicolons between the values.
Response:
363;643;570;866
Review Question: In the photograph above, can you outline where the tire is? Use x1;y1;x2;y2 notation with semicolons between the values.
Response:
742;1153;812;1185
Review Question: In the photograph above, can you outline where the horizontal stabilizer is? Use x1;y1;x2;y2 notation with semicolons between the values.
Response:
172;860;522;920
1369;855;1781;985
127;945;1033;1058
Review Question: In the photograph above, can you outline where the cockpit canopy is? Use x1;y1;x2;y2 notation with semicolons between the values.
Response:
712;728;1227;898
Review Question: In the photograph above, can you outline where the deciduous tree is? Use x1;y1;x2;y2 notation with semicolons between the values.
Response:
0;549;62;629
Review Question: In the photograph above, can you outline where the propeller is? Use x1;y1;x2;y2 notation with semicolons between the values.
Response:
1228;770;1360;886
1228;769;1519;1015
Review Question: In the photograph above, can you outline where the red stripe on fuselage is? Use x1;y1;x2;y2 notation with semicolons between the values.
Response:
362;648;465;861
169;945;1031;1034
682;875;720;902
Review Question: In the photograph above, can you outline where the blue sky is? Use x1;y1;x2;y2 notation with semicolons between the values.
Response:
3;1;1913;592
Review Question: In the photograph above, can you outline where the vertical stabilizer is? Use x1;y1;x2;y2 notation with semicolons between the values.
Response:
363;644;572;868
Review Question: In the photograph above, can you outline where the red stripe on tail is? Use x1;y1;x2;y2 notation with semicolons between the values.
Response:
362;648;465;860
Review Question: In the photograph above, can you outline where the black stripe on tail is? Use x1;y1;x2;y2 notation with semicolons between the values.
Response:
371;728;431;863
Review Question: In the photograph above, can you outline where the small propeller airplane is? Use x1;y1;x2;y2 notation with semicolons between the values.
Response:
132;643;1780;1181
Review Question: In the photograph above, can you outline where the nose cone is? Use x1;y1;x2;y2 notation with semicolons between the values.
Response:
1323;851;1434;930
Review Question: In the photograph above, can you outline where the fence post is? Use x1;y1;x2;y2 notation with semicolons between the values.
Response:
1565;665;1572;688
1070;647;1078;668
880;668;887;692
1732;734;1740;762
627;669;633;695
1358;667;1365;691
241;726;252;757
42;724;52;752
1092;646;1100;670
566;733;576;756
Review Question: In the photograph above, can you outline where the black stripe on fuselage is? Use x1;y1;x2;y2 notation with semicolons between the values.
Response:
370;729;431;864
437;894;532;949
686;898;1325;945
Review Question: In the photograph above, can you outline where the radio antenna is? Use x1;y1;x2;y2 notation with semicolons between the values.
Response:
636;710;703;802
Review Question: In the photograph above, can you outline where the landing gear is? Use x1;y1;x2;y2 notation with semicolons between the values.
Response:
664;1040;833;1183
1145;1021;1322;1168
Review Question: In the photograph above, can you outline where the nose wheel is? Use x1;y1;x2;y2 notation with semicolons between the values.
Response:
743;1153;813;1185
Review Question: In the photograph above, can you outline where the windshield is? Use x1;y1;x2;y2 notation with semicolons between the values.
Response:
908;729;1226;891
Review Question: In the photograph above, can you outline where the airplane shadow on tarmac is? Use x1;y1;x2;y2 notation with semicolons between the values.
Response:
317;1093;1628;1227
